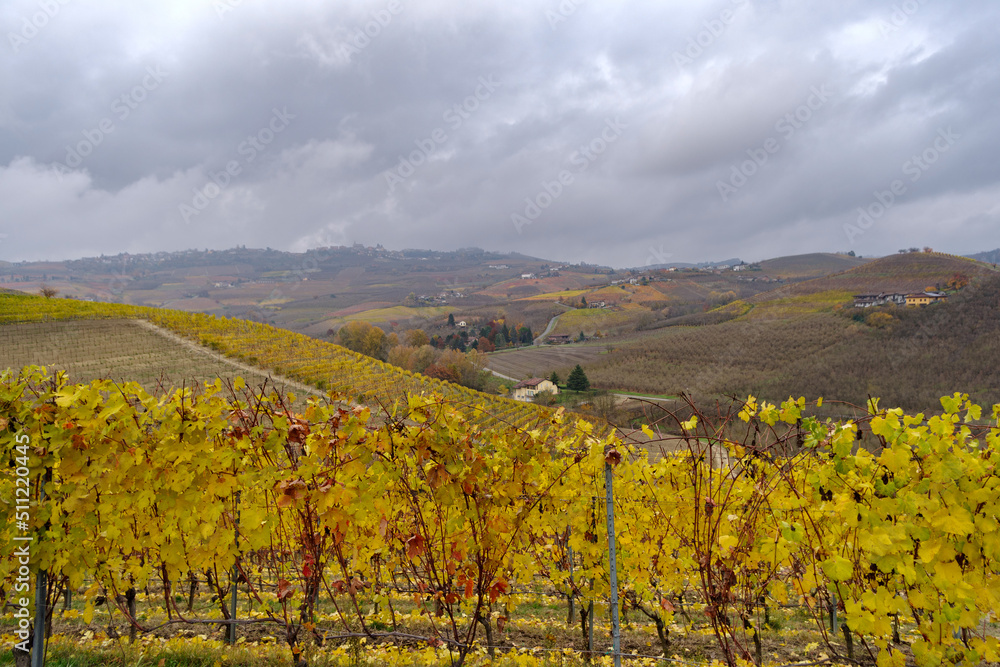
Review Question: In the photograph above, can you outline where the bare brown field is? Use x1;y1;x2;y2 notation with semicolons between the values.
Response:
486;344;608;380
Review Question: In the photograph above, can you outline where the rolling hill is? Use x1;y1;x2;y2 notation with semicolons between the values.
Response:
567;253;1000;413
0;292;612;440
968;248;1000;265
749;251;991;303
755;252;870;278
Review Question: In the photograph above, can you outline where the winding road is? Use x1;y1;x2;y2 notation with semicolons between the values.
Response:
532;302;575;345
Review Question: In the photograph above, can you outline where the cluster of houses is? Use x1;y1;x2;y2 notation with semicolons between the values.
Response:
519;268;564;280
511;378;559;401
853;291;948;308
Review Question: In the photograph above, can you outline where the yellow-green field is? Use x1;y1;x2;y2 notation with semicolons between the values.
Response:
326;305;452;325
550;308;648;336
742;290;854;319
516;289;589;301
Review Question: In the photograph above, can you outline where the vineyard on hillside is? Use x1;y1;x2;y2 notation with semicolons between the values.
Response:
585;268;1000;412
2;367;999;667
0;319;305;395
747;252;994;304
0;293;608;440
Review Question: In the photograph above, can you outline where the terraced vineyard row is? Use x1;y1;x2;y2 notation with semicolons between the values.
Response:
0;293;610;439
0;319;304;395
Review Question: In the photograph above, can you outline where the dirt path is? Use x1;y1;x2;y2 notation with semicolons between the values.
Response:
131;319;326;399
613;392;677;403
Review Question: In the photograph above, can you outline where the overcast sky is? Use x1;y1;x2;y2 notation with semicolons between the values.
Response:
2;0;999;267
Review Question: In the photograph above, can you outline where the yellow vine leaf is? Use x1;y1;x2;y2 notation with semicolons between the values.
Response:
821;555;853;582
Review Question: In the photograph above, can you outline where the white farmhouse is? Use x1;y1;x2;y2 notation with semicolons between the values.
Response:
511;378;559;401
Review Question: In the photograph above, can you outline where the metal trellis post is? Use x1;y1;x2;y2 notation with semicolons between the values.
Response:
605;462;621;667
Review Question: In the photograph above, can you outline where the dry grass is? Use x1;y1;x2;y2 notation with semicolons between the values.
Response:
4;586;882;667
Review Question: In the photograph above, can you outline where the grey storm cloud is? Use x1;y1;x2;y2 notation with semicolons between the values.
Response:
2;0;1000;266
